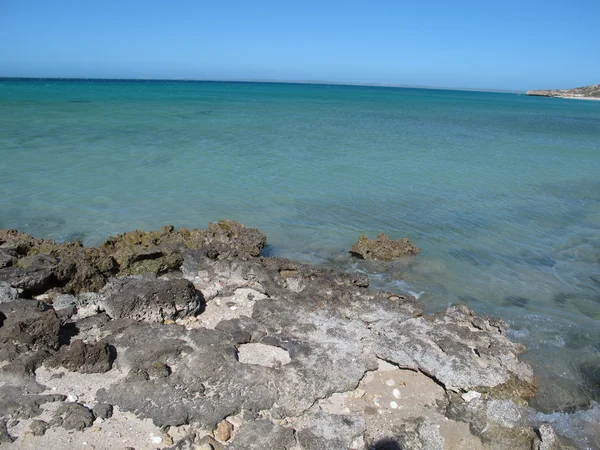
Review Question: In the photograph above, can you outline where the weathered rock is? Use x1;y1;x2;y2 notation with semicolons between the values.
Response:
47;339;112;373
54;402;95;430
227;420;296;450
0;300;61;354
0;419;14;443
92;402;113;420
0;225;544;448
370;303;535;398
99;277;202;322
293;408;366;450
29;419;49;436
0;282;19;303
349;233;420;260
0;250;14;269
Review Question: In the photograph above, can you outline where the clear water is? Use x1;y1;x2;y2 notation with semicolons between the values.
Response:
1;79;599;420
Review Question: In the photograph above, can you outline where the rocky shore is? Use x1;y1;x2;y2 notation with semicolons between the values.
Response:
526;84;600;100
0;222;575;449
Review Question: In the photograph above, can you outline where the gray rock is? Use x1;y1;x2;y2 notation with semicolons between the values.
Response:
55;402;94;430
0;282;19;303
371;304;535;396
0;225;540;449
0;419;14;443
228;419;296;450
92;402;113;420
0;250;15;269
29;419;49;436
100;277;202;322
294;409;365;450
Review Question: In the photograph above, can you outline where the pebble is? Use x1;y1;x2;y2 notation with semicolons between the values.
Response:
461;390;482;402
150;435;163;444
215;419;233;441
385;379;395;386
392;388;401;398
66;393;79;402
390;401;398;409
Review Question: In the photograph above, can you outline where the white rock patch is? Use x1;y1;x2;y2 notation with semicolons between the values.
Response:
237;343;291;367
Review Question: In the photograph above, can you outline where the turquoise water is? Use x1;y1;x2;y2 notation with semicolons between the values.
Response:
1;79;599;418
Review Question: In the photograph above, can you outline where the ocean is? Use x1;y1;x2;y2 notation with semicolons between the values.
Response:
1;78;599;444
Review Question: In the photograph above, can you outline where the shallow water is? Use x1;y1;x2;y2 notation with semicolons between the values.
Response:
1;79;599;419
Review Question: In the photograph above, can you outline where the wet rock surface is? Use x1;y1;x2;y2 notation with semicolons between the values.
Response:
349;233;420;261
0;223;575;449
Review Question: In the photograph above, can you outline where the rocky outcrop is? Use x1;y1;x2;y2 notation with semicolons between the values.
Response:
0;221;265;294
0;223;576;449
526;84;600;99
349;233;420;260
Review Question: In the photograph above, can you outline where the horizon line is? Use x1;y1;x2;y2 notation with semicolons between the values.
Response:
0;76;524;94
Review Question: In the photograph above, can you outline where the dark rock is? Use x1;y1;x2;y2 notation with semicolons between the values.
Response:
47;339;112;373
100;277;202;323
0;300;60;353
349;233;420;261
92;402;113;420
0;255;58;295
0;388;65;422
29;419;49;436
55;402;94;430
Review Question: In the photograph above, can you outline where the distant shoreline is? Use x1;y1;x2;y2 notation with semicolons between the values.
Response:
526;84;600;101
0;76;522;94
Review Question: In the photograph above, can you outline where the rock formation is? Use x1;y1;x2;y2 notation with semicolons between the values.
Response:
349;233;420;261
0;222;574;449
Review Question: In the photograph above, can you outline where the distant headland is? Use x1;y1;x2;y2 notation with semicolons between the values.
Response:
526;84;600;100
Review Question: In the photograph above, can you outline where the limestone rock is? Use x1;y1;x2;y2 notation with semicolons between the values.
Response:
100;277;203;323
349;233;420;260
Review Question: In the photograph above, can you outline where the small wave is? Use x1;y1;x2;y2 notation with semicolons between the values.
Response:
530;401;600;449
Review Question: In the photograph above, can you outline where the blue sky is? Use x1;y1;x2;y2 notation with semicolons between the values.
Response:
1;0;598;91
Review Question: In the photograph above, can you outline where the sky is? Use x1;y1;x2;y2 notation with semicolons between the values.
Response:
0;0;598;91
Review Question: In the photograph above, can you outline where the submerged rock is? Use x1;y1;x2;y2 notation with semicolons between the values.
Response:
349;233;420;260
